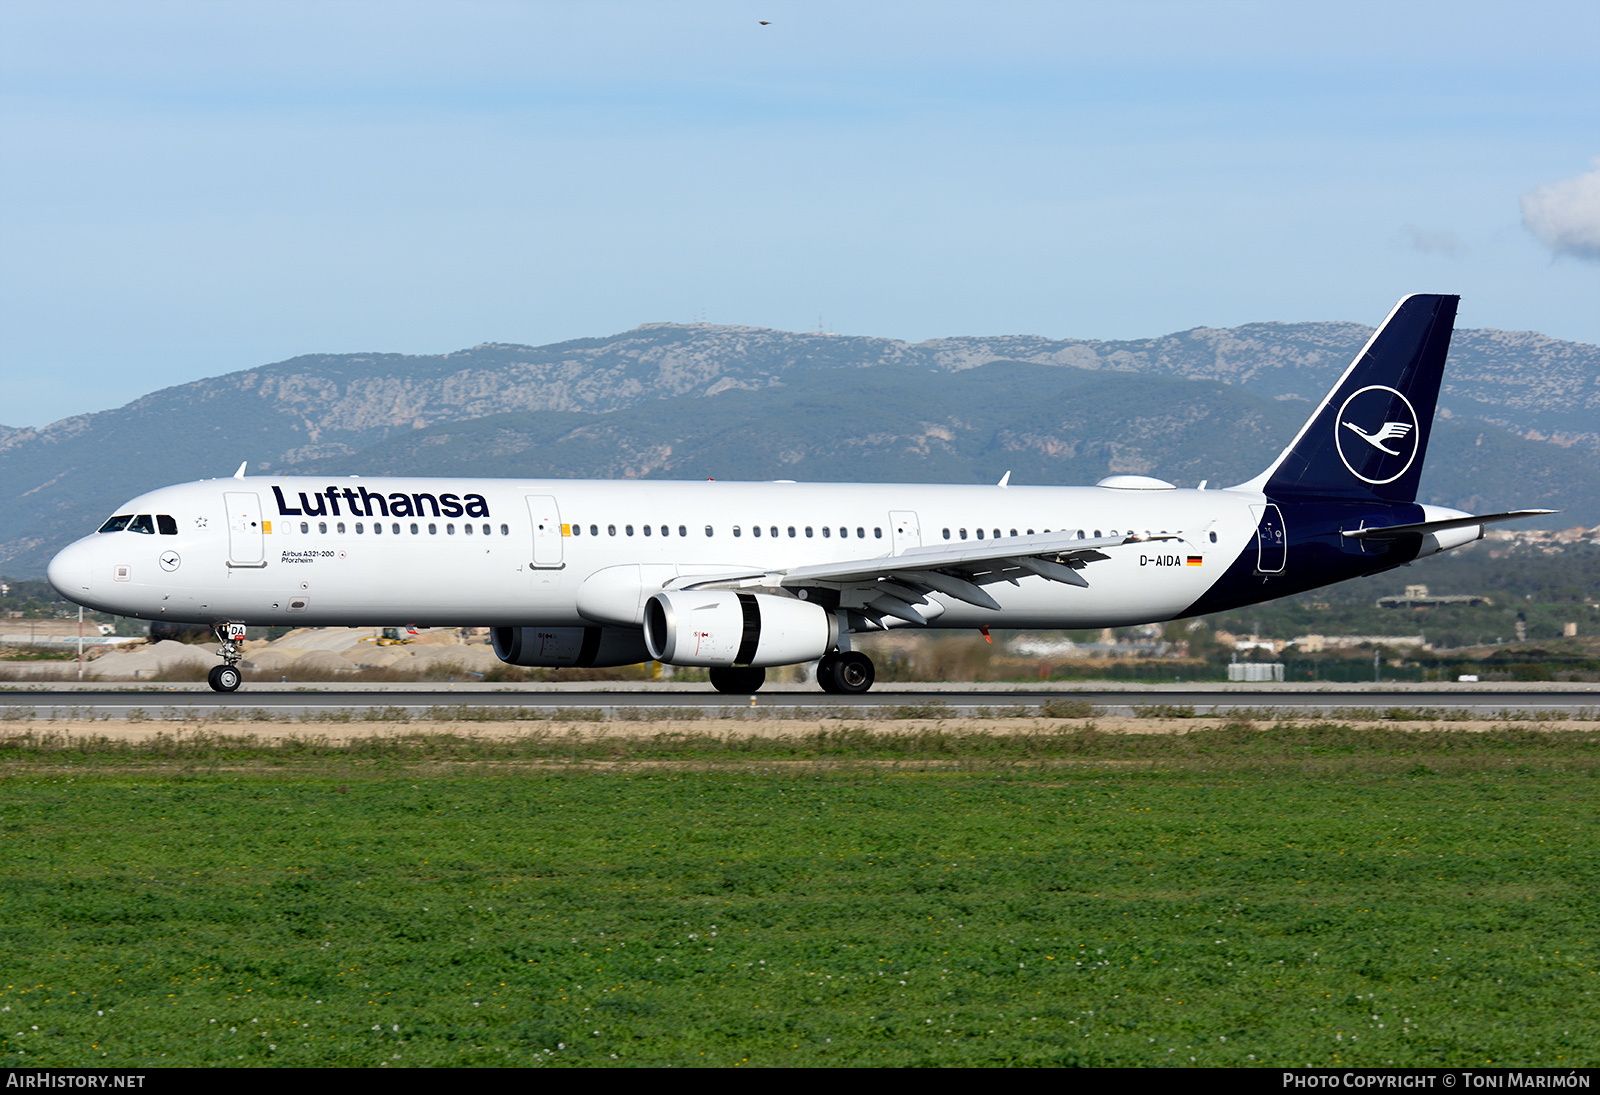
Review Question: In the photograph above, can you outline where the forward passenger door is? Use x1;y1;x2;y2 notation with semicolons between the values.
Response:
224;491;265;567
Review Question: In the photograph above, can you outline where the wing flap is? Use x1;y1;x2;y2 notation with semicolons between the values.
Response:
780;531;1168;586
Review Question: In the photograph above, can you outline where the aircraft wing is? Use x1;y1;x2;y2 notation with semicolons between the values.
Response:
670;530;1178;626
1340;509;1556;541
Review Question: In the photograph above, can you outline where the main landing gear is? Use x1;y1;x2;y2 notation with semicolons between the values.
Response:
817;651;875;695
208;622;245;693
709;666;766;694
705;652;877;695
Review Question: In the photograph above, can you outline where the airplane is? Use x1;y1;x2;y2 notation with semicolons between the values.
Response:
46;294;1551;694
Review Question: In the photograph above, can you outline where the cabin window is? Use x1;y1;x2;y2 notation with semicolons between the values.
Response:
733;526;742;538
300;522;310;534
570;524;579;536
129;515;155;535
975;528;984;540
625;525;634;536
608;525;617;536
788;526;796;537
98;515;133;533
857;527;865;539
659;525;668;537
426;523;436;535
500;524;509;536
705;525;714;537
157;515;178;535
751;525;760;537
874;527;882;538
1094;530;1102;538
337;522;347;534
1009;529;1017;537
804;526;813;538
446;524;455;535
959;528;967;540
643;525;652;536
356;523;365;534
821;526;830;538
318;522;328;534
463;523;472;535
393;523;401;535
410;523;419;535
1028;529;1036;535
483;524;492;536
1209;531;1217;543
942;528;950;540
373;523;382;535
678;525;687;537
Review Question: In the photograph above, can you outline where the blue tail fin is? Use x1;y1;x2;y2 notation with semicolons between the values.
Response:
1242;293;1458;503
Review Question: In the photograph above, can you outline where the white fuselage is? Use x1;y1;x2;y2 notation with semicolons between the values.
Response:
47;476;1264;631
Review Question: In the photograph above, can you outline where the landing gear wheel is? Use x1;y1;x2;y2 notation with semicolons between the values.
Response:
820;651;875;694
835;651;875;694
816;652;841;693
709;666;765;694
208;664;242;693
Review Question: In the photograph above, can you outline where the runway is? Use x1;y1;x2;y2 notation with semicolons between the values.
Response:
1;683;1594;720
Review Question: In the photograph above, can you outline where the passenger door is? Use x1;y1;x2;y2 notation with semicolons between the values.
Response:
526;495;565;569
1254;504;1286;574
889;510;921;556
224;491;265;566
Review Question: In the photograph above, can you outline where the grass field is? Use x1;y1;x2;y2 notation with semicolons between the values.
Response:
1;723;1596;1067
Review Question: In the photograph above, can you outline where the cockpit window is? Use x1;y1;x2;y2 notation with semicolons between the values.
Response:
128;515;155;535
98;515;133;533
157;515;178;535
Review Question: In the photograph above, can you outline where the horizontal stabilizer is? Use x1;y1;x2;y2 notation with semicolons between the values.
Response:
1340;509;1556;541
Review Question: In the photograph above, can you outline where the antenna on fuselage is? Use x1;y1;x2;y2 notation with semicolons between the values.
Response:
233;461;248;479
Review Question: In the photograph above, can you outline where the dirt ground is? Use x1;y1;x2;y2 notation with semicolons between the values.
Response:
6;714;1594;744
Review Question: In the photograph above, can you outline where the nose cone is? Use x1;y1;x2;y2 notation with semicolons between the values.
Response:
48;539;95;601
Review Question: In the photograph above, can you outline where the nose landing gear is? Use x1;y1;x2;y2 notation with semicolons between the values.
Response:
816;651;875;694
209;622;246;693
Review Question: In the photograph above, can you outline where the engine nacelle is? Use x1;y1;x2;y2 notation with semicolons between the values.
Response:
491;626;650;668
644;590;838;667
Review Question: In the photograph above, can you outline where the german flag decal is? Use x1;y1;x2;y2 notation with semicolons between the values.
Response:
1187;556;1203;566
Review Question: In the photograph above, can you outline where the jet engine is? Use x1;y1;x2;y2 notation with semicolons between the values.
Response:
643;590;837;667
490;626;650;668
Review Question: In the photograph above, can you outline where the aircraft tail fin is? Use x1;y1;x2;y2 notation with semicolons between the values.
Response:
1238;294;1458;503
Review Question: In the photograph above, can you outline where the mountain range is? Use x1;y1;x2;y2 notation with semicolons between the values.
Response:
3;319;1595;577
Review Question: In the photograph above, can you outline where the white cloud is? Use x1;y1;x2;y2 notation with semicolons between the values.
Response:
1403;225;1465;257
1520;160;1600;262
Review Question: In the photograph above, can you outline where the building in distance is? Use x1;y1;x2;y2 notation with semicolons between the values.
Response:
1377;584;1492;609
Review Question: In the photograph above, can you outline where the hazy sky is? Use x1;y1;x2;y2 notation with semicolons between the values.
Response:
2;0;1596;428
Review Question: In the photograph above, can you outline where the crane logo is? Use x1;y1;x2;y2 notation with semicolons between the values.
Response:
1335;385;1419;485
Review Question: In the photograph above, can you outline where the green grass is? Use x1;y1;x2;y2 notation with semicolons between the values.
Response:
1;726;1597;1067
